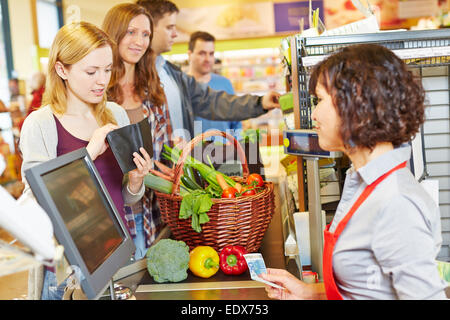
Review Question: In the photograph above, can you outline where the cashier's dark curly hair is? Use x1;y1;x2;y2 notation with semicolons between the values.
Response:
309;43;426;151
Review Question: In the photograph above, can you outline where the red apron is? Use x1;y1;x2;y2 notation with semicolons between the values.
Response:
323;161;407;300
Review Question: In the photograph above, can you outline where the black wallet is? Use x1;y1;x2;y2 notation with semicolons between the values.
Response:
106;118;153;174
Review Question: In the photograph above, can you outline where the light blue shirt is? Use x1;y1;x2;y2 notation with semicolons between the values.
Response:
331;144;447;299
156;55;186;140
194;73;242;144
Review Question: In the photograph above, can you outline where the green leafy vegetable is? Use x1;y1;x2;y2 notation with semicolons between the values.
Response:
205;184;222;198
179;189;213;233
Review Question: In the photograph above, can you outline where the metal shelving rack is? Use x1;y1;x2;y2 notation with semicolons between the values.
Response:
290;28;450;277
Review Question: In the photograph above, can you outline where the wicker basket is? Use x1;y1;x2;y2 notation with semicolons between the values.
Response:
155;130;275;253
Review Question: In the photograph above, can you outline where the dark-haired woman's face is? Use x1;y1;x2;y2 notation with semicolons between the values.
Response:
119;14;151;65
311;82;345;152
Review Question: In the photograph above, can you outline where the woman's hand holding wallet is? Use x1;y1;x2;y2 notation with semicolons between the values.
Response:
86;123;119;161
127;147;152;194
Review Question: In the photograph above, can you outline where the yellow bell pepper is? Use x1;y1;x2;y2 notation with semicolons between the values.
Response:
189;246;220;278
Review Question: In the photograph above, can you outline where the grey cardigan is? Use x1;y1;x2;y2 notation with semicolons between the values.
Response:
19;102;145;203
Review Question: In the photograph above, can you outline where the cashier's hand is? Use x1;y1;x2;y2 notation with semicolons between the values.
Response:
86;124;119;161
261;91;281;110
260;268;313;300
128;148;152;194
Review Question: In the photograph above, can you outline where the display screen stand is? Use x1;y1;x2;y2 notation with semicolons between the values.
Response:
304;157;324;280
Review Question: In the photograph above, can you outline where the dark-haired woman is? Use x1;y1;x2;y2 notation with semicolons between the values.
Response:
261;44;448;300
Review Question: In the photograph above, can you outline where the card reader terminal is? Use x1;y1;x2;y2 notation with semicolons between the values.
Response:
283;130;342;158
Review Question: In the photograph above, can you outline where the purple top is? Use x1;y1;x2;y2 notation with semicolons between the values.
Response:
53;115;126;228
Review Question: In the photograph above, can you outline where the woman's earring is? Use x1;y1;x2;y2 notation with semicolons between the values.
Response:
347;138;356;148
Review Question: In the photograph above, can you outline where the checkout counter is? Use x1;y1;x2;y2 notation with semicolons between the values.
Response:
113;179;302;300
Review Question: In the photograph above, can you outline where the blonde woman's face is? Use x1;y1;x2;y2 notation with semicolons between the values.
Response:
119;14;151;65
58;46;113;105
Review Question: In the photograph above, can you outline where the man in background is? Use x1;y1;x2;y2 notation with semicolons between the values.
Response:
187;31;242;143
135;0;280;142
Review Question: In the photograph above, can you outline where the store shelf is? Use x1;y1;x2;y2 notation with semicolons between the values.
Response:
290;28;450;263
165;47;286;96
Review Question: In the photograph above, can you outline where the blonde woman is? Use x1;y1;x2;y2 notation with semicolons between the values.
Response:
20;22;152;299
102;3;171;258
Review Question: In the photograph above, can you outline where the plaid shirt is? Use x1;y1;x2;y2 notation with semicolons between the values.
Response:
123;100;173;246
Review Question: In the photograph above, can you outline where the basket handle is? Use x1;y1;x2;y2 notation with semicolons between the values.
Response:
171;130;249;194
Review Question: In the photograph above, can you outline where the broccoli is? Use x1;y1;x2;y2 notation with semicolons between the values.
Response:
146;239;190;283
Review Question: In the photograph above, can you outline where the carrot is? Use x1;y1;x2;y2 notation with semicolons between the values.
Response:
149;168;173;181
234;183;243;193
155;160;174;178
216;173;229;191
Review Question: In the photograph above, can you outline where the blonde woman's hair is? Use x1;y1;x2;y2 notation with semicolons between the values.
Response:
42;21;117;126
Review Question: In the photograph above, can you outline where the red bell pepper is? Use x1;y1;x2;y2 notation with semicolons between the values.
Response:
219;245;248;275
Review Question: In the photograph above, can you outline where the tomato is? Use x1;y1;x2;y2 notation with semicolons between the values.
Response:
242;187;256;196
246;173;264;188
222;187;238;198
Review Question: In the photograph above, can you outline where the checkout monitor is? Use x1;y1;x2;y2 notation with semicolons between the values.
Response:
25;148;135;299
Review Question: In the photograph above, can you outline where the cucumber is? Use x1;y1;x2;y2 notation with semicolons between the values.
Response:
181;175;202;190
144;173;173;194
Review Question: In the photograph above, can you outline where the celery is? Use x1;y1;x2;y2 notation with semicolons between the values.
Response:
162;144;236;188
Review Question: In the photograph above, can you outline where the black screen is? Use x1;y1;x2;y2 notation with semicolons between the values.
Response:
41;159;124;273
288;132;329;156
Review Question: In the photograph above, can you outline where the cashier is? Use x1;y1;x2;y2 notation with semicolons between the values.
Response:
261;44;448;300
